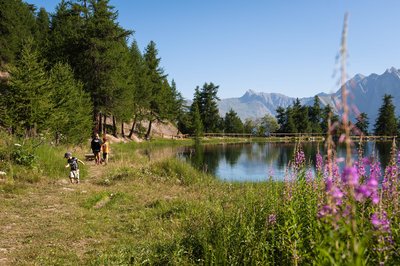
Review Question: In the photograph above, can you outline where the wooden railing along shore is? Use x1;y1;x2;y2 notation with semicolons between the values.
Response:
169;132;396;142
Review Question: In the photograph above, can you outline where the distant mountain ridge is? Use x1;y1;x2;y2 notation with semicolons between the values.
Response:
218;67;400;130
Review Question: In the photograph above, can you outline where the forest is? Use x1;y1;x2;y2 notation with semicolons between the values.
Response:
0;0;190;144
1;0;398;146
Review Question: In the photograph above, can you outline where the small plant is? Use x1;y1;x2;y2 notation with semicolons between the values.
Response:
11;143;36;167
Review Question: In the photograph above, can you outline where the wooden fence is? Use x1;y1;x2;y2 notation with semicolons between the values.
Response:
173;132;396;142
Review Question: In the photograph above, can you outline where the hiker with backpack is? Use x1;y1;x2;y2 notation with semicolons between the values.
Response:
64;152;85;184
91;133;102;165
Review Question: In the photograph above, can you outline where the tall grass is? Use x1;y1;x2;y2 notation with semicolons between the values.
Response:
90;15;399;265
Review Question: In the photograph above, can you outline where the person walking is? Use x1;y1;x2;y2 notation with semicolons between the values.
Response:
101;136;110;165
64;152;85;184
91;133;102;165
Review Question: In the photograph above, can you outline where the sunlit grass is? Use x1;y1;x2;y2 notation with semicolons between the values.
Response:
1;132;400;264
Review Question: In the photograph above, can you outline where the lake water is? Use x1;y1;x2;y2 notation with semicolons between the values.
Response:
175;141;394;182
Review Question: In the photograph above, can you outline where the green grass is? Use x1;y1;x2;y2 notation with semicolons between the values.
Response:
1;137;399;265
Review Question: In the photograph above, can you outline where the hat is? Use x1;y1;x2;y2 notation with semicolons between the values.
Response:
64;152;72;158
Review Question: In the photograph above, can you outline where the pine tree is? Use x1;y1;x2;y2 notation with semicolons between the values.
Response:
276;106;287;133
0;0;37;65
48;62;92;144
46;0;86;67
321;104;339;134
71;0;132;132
286;106;297;133
4;38;52;137
192;102;203;139
127;41;150;138
199;82;221;132
374;94;398;136
35;7;50;51
186;87;202;135
292;98;310;133
143;41;171;138
309;96;322;133
355;112;369;136
224;109;243;133
169;79;184;126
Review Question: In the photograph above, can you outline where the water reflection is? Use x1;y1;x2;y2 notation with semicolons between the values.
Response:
178;141;393;182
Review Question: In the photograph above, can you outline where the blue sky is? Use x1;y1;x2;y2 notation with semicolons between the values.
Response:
27;0;400;99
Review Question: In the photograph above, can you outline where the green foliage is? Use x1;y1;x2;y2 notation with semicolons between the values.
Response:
276;106;297;133
4;38;52;136
355;112;369;135
199;82;221;132
11;143;36;167
293;98;311;132
2;39;92;144
151;158;210;185
79;0;132;120
48;62;92;144
142;41;182;138
0;0;37;65
374;94;398;136
192;103;203;138
321;104;339;134
1;0;186;142
276;97;340;134
309;95;323;133
224;109;244;133
34;7;50;51
257;113;279;136
243;118;256;134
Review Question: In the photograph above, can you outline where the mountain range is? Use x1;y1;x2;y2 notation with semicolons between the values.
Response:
218;67;400;130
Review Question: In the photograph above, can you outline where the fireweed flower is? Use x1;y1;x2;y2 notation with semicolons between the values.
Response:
366;161;381;204
355;185;371;201
316;153;323;174
342;166;359;186
306;169;313;182
397;150;400;165
371;212;391;233
325;177;333;191
382;164;398;193
317;205;332;218
294;149;305;170
354;159;366;178
332;161;340;181
323;158;340;181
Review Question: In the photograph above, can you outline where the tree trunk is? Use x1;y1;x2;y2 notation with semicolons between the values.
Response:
145;120;152;140
112;116;117;137
99;112;103;135
121;122;125;137
103;114;107;135
128;115;137;138
93;109;99;135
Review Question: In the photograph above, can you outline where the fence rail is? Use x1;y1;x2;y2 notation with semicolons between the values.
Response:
171;132;397;142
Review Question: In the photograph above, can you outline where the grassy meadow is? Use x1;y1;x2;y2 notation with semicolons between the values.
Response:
0;134;400;265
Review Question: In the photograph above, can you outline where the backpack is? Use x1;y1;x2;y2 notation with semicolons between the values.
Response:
69;157;79;171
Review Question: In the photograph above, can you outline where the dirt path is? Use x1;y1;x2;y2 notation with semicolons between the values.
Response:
0;161;107;265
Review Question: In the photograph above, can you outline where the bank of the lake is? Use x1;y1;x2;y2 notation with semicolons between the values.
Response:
0;138;399;265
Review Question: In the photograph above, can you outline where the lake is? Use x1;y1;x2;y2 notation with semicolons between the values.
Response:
175;141;394;181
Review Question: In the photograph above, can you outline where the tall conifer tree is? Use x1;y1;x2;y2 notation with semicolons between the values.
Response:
199;82;220;133
0;0;37;65
48;63;92;144
374;94;398;136
355;112;369;135
4;39;52;136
